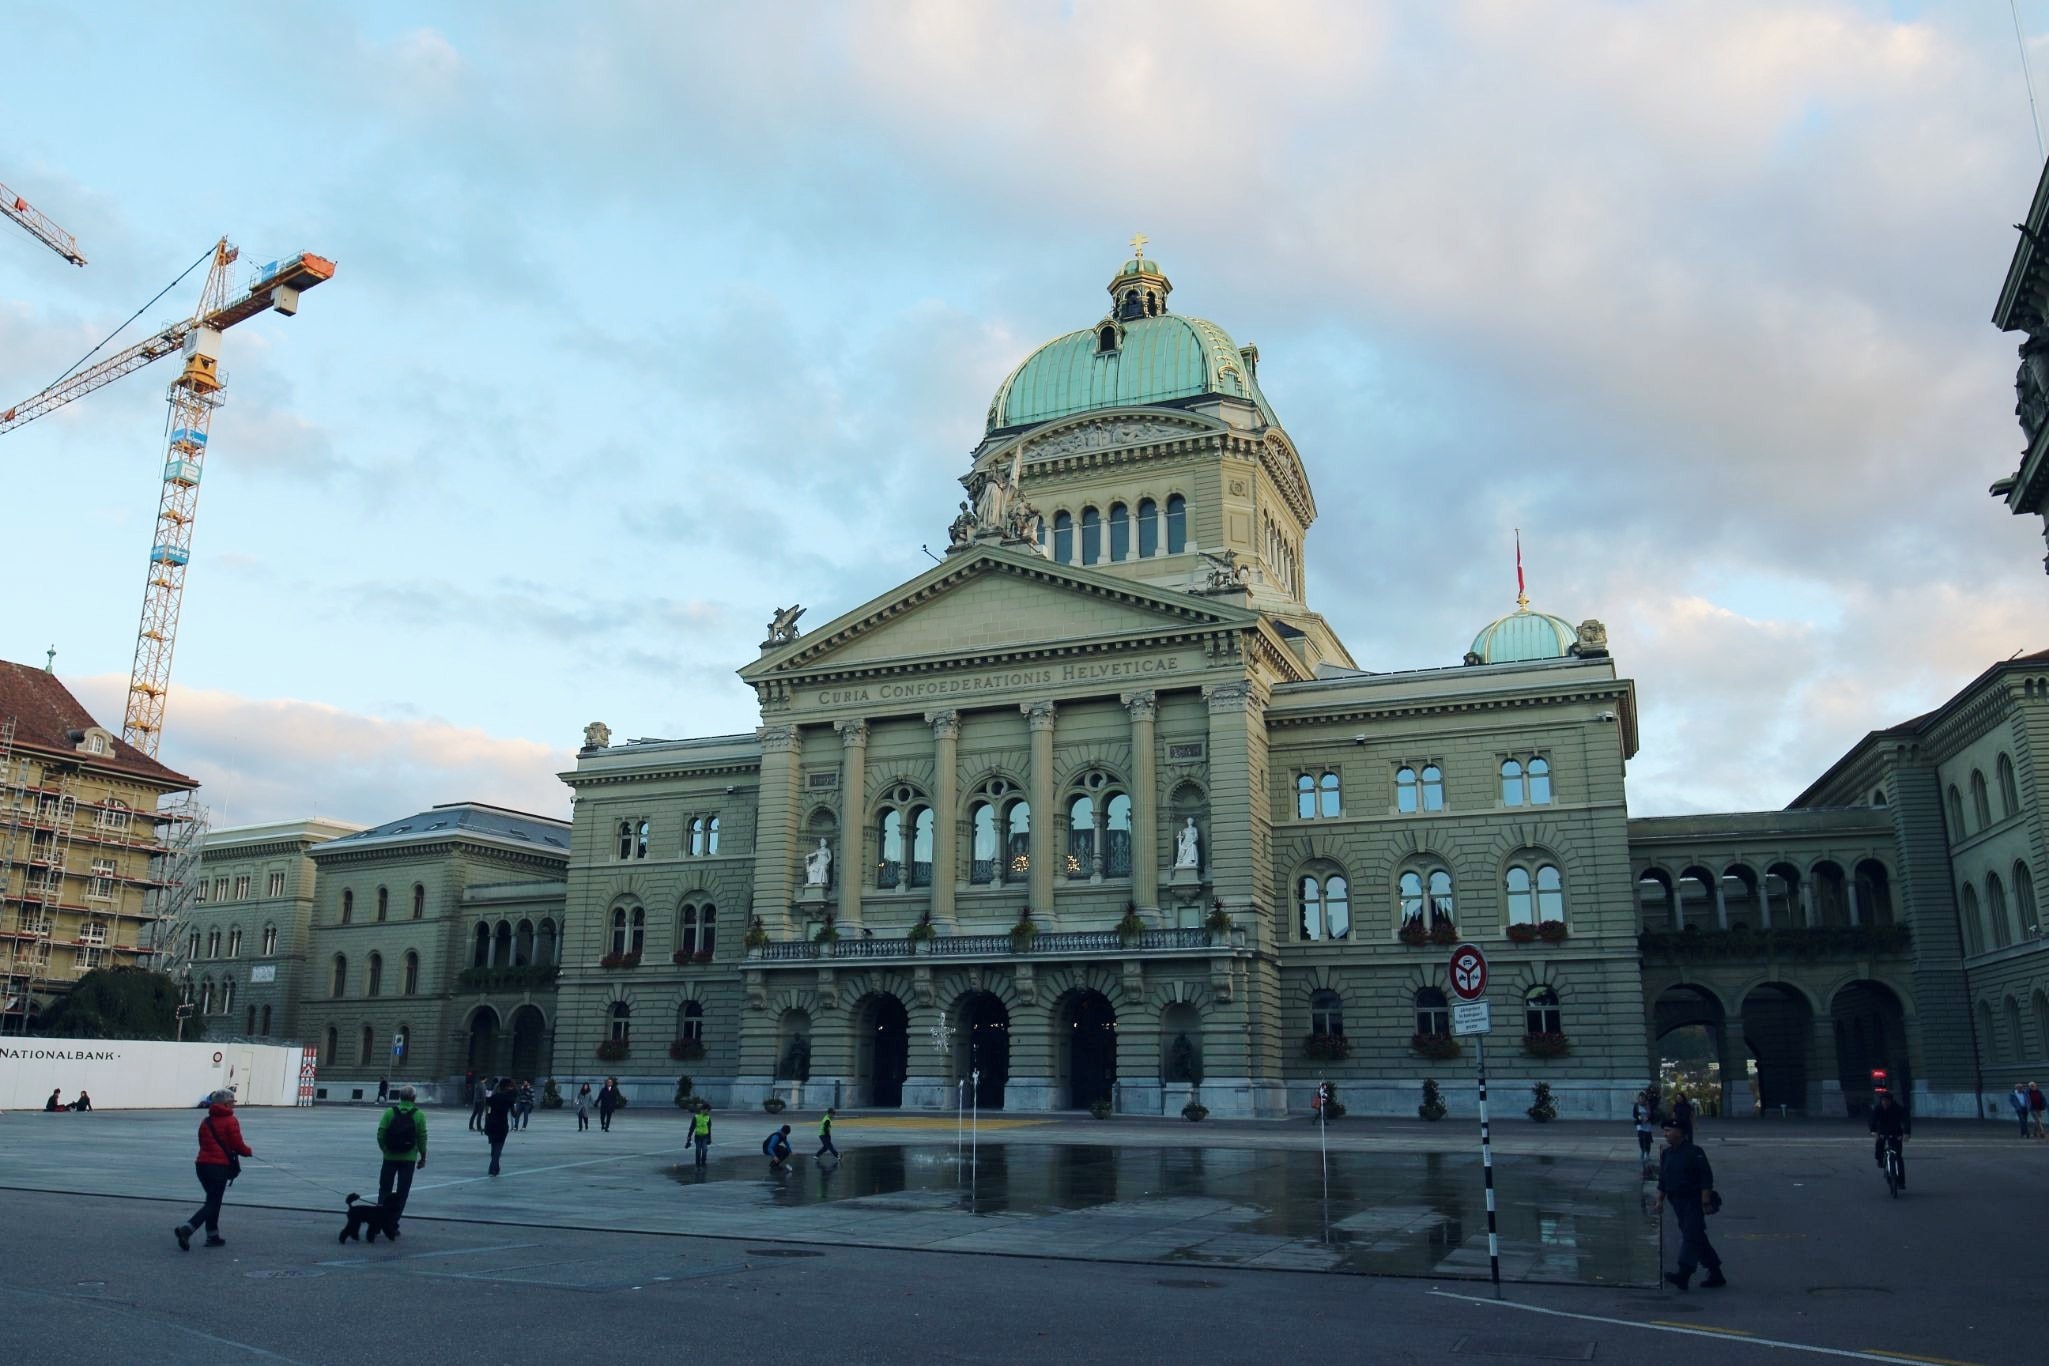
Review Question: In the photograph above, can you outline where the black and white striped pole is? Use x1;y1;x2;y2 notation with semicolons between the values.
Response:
1448;941;1500;1295
1477;1031;1501;1294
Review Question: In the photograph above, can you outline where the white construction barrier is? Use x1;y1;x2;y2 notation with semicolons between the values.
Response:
0;1038;314;1110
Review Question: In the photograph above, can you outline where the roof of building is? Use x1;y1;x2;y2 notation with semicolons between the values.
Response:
314;800;570;858
0;659;196;788
985;254;1276;433
1468;606;1579;664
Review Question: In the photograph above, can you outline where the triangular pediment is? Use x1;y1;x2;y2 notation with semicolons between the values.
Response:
741;546;1260;682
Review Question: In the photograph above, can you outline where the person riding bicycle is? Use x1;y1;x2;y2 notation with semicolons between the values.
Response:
1869;1089;1910;1187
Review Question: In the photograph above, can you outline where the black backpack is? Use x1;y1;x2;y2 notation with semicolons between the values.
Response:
383;1106;418;1155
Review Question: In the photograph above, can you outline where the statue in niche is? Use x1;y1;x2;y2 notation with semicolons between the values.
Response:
766;604;805;644
582;721;611;750
804;838;833;887
1175;818;1201;869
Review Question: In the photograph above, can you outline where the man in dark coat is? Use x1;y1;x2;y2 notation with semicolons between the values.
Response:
1654;1117;1724;1290
483;1079;518;1176
596;1078;622;1132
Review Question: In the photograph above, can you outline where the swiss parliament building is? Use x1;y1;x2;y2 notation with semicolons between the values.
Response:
157;248;2049;1121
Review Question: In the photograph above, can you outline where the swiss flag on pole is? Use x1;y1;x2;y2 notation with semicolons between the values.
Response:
1515;529;1525;601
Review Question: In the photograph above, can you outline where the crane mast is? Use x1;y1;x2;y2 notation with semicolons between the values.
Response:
0;178;85;265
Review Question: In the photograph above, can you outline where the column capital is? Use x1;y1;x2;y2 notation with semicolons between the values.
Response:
1121;690;1157;723
836;719;870;747
1203;679;1264;714
756;723;798;753
926;709;961;740
1022;699;1058;731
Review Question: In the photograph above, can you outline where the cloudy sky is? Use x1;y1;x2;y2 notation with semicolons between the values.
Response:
3;1;2046;829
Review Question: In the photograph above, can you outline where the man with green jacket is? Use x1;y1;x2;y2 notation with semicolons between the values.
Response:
691;1103;713;1168
376;1086;428;1238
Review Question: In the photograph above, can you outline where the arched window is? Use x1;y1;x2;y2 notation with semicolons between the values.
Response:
186;929;200;961
538;918;558;965
412;884;425;919
227;926;243;957
206;928;221;958
246;1005;256;1035
1297;872;1350;940
1947;785;1965;836
1415;987;1449;1037
1098;325;1118;353
1320;772;1340;817
1399;871;1425;926
1505;867;1532;925
514;919;535;966
359;1025;375;1066
1296;773;1316;820
376;886;389;922
617;820;634;860
472;922;490;967
680;901;717;957
630;906;646;956
261;923;277;956
877;808;905;889
1310;988;1343;1038
340;889;353;924
1524;987;1562;1036
2016;862;2040;939
1535;864;1564;924
324;1026;338;1066
1429;869;1455;924
495;920;512;964
1421;765;1445;812
1528;756;1552;805
331;954;348;998
1988;873;2012;949
609;1001;631;1043
969;801;999;884
366;953;383;997
679;1000;704;1043
198;979;214;1015
260;1004;272;1035
636;820;650;859
1080;506;1101;565
220;976;235;1015
1104;793;1132;877
1165;494;1187;554
610;907;628;957
1066;794;1095;880
1972;770;1993;829
909;806;934;887
1501;759;1524;806
1007;800;1031;875
99;798;130;831
689;816;706;856
1108;502;1130;561
403;950;419;995
1053;511;1074;563
1396;766;1419;813
1998;754;2020;818
1961;883;1984;956
1137;498;1159;557
706;816;720;855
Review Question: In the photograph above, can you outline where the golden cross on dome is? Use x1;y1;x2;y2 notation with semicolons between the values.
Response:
1129;232;1149;260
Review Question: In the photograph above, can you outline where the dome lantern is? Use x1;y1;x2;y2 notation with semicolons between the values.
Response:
1107;233;1171;322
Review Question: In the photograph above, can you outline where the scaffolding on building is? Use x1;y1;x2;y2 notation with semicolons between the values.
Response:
0;718;77;1034
142;792;208;992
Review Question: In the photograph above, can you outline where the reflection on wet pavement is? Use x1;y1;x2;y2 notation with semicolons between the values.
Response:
664;1142;1654;1285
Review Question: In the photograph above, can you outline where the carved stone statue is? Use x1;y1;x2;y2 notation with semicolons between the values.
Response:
1197;549;1249;592
766;604;806;644
1006;495;1041;547
2019;333;2049;444
1174;818;1201;869
1572;619;1609;655
804;838;832;887
965;446;1026;538
947;500;976;549
582;721;611;750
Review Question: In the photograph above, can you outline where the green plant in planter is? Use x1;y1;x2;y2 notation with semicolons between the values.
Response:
1418;1078;1448;1121
1088;1098;1113;1120
1303;1032;1350;1061
1203;901;1233;940
1397;922;1430;946
673;1075;695;1106
669;1038;705;1061
1522;1031;1571;1059
1116;904;1146;945
763;1096;786;1114
906;911;936;945
540;1078;564;1110
1428;919;1459;946
1410;1031;1459;1060
1009;907;1038;954
1527;1081;1558;1122
1536;920;1569;943
1505;922;1539;944
1181;1100;1210;1122
814;914;840;944
743;918;770;951
595;1038;630;1062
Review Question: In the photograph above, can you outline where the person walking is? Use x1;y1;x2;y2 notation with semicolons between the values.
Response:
517;1079;535;1131
375;1085;428;1237
575;1082;592;1132
2029;1082;2046;1140
597;1077;621;1133
1654;1116;1725;1290
690;1103;713;1168
469;1076;489;1132
2010;1082;2031;1137
762;1123;793;1172
175;1089;251;1250
1671;1091;1695;1140
1632;1091;1656;1163
483;1076;518;1176
816;1107;839;1161
376;1076;389;1103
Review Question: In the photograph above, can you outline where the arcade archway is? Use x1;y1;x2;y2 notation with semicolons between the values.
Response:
509;1004;547;1079
854;992;909;1108
954;991;1009;1109
465;1005;501;1078
1059;989;1118;1110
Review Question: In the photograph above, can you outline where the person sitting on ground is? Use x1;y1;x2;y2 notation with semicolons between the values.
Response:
71;1091;92;1112
45;1088;61;1113
762;1124;792;1171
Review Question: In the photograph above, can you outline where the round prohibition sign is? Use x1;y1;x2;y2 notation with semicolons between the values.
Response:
1448;944;1488;1001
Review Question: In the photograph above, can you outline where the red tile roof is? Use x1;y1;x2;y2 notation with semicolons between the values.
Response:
0;659;196;789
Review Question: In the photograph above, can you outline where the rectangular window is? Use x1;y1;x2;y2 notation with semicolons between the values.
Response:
267;871;285;897
87;859;115;901
233;875;251;900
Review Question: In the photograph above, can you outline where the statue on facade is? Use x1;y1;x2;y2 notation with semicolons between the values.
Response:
947;500;976;549
1198;549;1249;592
1006;495;1042;547
1174;818;1201;869
582;721;611;750
766;604;806;645
966;446;1025;538
1572;619;1609;656
804;838;833;887
2019;332;2049;444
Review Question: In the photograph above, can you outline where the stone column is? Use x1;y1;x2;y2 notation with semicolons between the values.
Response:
1124;690;1159;914
754;724;801;936
1713;879;1729;930
1799;883;1816;928
1204;679;1267;951
1023;700;1057;918
928;710;961;925
836;720;869;930
1846;879;1862;928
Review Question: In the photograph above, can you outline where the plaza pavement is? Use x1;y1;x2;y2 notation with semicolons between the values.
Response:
0;1104;2042;1364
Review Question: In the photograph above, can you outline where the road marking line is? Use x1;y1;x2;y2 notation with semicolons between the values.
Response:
1427;1290;1956;1364
1864;1353;1983;1366
1652;1321;1754;1335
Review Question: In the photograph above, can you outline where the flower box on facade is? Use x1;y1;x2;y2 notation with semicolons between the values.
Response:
599;951;642;970
1411;1031;1460;1060
1637;924;1911;962
668;1039;705;1062
457;964;558;993
596;1039;630;1061
1397;924;1429;946
1521;1031;1571;1059
1303;1032;1350;1061
1429;921;1459;945
1537;920;1568;943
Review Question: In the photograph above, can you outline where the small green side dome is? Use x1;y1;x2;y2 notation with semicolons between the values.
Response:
1468;607;1579;664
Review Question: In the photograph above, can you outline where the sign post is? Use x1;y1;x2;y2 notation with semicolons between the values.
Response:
1448;942;1500;1293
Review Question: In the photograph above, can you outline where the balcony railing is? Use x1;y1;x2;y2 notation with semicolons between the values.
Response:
1638;924;1912;961
756;926;1222;963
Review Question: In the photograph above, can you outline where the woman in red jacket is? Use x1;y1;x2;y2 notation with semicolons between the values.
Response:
176;1089;253;1250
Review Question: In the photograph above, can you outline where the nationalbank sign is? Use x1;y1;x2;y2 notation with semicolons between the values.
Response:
0;1046;120;1061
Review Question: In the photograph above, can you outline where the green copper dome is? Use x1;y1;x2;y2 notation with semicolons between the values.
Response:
1468;606;1579;664
985;251;1277;433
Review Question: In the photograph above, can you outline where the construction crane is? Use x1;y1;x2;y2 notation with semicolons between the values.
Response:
0;237;335;755
0;178;85;265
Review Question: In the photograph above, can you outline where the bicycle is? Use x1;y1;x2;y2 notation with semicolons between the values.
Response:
1879;1133;1905;1198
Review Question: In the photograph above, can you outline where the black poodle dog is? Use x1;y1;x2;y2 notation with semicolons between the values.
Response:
339;1193;389;1244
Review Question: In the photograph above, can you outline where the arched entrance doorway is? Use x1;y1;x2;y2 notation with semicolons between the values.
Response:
465;1006;501;1077
1738;983;1811;1115
1652;984;1726;1114
855;993;909;1108
1833;980;1910;1114
1061;990;1117;1110
509;1004;547;1079
955;991;1009;1110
